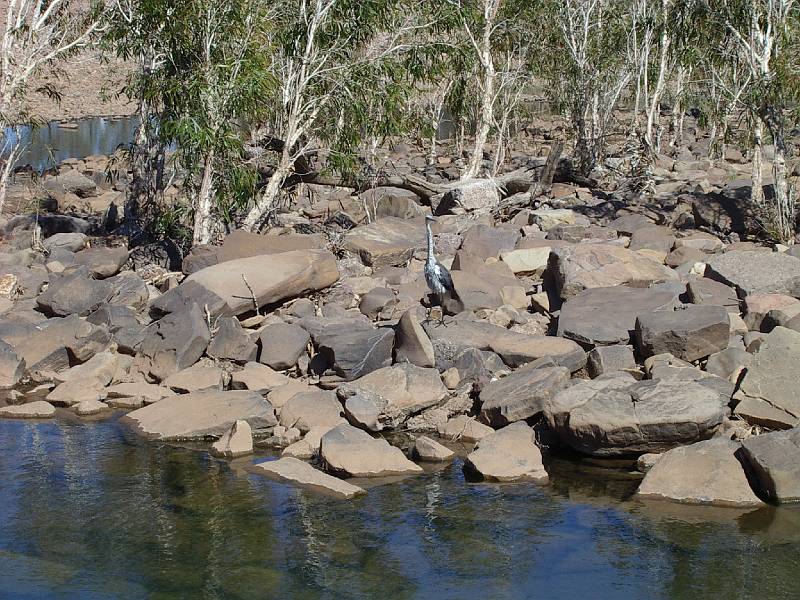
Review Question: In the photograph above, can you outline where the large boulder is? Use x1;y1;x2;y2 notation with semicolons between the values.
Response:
230;361;290;393
438;415;494;442
413;436;455;462
121;389;276;440
636;438;763;507
460;223;519;259
154;249;339;318
705;251;800;298
337;363;447;431
217;230;326;263
42;170;97;198
36;266;112;317
320;423;423;477
557;285;681;346
311;321;394;381
258;322;310;370
250;456;366;499
739;428;800;503
548;244;678;300
3;315;110;375
587;345;637;378
545;373;728;457
434;179;500;215
343;217;426;268
464;422;548;482
73;246;129;278
733;327;800;428
686;278;741;313
635;305;730;362
360;187;425;220
279;390;344;433
479;366;570;427
134;303;210;381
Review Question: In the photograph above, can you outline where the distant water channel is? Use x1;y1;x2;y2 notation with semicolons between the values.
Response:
2;414;800;599
3;117;139;172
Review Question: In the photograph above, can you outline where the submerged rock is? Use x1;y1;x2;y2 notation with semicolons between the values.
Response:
0;400;56;418
251;456;366;499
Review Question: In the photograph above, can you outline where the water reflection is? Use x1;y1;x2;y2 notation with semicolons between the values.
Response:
1;415;799;599
3;117;139;171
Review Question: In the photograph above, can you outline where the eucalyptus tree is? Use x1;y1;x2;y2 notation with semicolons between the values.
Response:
240;0;432;231
706;0;799;241
0;0;104;214
537;0;632;176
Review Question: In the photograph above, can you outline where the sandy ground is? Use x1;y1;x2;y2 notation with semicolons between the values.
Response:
25;51;135;122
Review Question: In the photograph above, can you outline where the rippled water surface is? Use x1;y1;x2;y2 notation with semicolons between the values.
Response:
1;414;799;600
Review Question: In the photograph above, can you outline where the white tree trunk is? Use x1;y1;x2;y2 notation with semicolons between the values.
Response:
772;142;795;242
751;118;765;206
242;159;291;231
193;148;216;246
462;0;499;180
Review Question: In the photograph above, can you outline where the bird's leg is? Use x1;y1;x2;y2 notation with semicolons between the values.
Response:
436;293;447;327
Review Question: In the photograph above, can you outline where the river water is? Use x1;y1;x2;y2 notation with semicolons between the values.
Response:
3;117;139;172
1;414;799;600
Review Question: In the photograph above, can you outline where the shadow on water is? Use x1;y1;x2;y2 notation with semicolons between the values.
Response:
1;414;800;600
3;117;139;172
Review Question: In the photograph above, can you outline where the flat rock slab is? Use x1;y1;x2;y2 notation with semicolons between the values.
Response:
545;373;727;457
637;438;763;507
162;362;224;393
121;390;276;441
424;320;585;372
480;366;570;427
230;362;291;393
733;327;800;429
705;251;800;298
316;325;394;381
217;230;326;263
464;422;548;482
344;217;426;268
0;400;56;418
740;428;800;503
320;423;423;477
155;249;339;318
635;305;730;362
438;415;494;442
37;266;112;317
557;285;681;346
548;244;678;300
251;457;366;499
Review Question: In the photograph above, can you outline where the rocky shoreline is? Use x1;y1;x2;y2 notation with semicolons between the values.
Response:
1;134;800;507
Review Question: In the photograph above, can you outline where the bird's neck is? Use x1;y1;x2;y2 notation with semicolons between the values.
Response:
426;222;435;264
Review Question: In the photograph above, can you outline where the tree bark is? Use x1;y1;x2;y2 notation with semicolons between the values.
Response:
193;148;215;246
751;118;765;206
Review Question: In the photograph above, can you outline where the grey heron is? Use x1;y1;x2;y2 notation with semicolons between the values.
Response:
423;215;460;323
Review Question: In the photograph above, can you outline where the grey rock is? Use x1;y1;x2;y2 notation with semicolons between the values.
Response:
0;341;25;389
358;287;396;319
344;217;426;268
43;232;87;253
106;271;149;312
706;251;800;298
320;423;423;477
464;422;548;482
479;366;570;427
73;246;130;278
545;373;728;457
587;345;637;378
733;327;800;428
315;325;394;381
43;170;97;198
37;266;112;317
686;278;740;313
134;303;211;381
251;456;366;499
635;305;730;362
258;322;309;370
637;438;763;506
705;347;752;380
413;436;455;462
0;400;56;418
558;285;681;346
740;428;800;503
395;309;435;368
207;317;258;363
121;389;276;440
279;390;344;433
